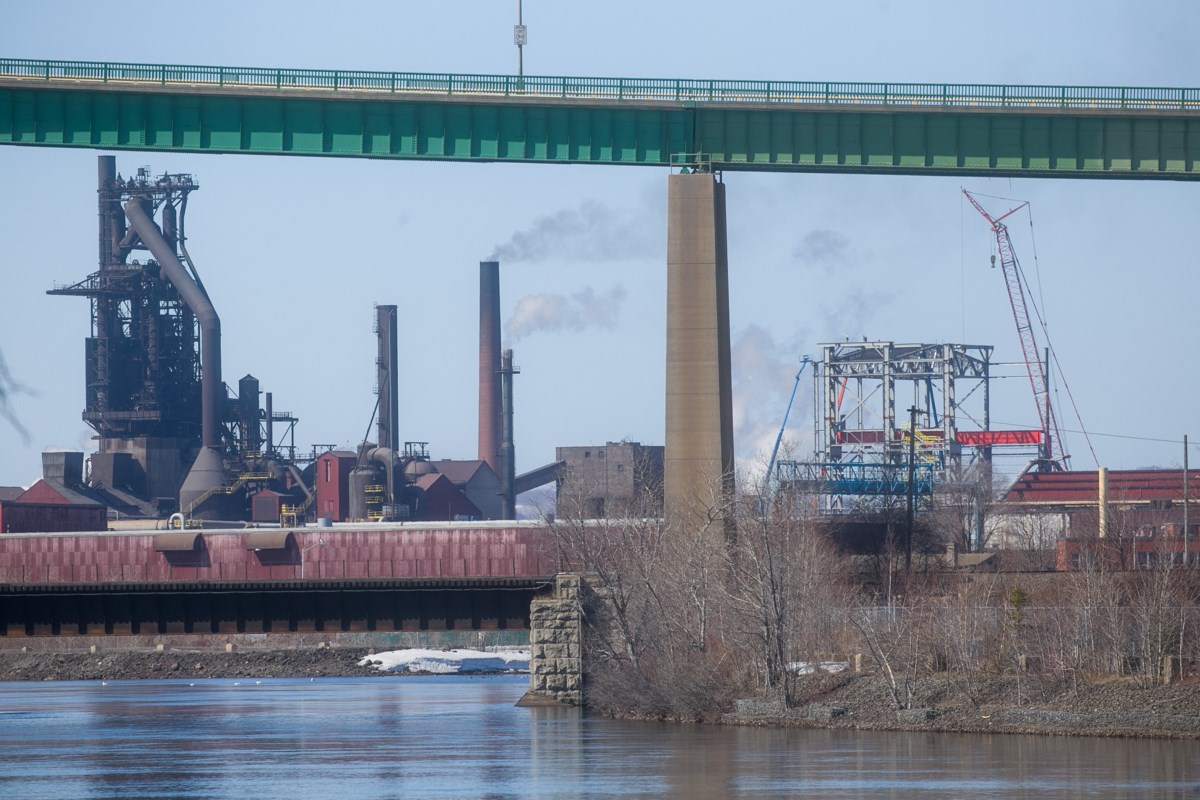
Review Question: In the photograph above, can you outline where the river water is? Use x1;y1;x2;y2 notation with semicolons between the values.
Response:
0;676;1195;799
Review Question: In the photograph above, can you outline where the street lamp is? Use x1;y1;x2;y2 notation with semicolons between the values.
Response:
300;537;325;580
514;0;527;88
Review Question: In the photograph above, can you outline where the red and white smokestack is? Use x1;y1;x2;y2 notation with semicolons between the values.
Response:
478;261;502;474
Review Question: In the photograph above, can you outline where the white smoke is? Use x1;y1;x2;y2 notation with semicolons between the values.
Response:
489;200;660;263
731;325;814;481
505;284;628;342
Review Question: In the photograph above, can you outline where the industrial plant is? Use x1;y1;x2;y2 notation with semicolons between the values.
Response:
0;158;568;532
0;155;1195;572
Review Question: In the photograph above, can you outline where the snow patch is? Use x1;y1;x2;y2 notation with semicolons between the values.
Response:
358;648;530;674
788;661;848;675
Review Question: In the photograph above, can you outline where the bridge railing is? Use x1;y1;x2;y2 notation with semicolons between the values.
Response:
2;58;1197;111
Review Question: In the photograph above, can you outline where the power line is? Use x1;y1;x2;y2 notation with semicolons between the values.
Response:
989;420;1192;447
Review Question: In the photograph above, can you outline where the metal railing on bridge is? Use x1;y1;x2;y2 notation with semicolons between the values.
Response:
2;58;1197;111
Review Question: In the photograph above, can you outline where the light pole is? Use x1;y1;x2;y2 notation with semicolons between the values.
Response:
514;0;527;88
301;537;325;580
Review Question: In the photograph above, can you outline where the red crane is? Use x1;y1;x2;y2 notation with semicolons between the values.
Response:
963;190;1067;470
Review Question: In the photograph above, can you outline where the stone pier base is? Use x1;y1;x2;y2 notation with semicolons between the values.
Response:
517;574;583;707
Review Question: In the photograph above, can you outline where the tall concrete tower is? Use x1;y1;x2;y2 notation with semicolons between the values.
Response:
664;172;734;523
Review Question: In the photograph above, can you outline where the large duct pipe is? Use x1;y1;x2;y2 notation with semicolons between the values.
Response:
376;305;399;451
124;197;222;449
478;261;501;474
367;446;400;510
499;349;518;520
124;197;224;510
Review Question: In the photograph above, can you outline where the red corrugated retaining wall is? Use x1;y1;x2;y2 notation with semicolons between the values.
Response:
0;525;557;585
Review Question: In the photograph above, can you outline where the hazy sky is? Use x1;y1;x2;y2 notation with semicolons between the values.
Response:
1;1;1198;489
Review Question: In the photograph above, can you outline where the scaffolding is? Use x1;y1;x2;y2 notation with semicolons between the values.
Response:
777;342;1000;510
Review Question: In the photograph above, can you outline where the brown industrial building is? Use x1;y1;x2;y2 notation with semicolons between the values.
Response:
555;442;664;518
995;468;1200;570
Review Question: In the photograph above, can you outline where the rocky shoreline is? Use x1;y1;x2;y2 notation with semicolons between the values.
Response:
729;673;1200;740
4;650;1198;740
0;648;383;682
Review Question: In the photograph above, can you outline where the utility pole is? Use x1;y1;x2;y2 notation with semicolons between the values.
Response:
905;405;918;574
1185;435;1190;567
514;0;527;87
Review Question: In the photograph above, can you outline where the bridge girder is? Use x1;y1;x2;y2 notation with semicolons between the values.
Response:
1;62;1198;178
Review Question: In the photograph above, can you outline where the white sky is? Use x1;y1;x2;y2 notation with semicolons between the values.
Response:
1;1;1198;488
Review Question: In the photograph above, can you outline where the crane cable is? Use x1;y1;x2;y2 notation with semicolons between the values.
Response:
1020;206;1100;468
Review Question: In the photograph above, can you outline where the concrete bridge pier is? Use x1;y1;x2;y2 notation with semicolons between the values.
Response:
518;574;583;706
664;172;735;523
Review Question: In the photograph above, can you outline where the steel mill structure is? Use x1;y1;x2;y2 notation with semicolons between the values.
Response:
18;158;539;529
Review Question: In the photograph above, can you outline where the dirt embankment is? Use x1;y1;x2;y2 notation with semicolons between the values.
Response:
731;673;1200;740
0;648;380;682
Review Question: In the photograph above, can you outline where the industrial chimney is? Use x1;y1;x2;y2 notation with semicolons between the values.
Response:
376;304;400;451
478;261;502;475
499;348;519;520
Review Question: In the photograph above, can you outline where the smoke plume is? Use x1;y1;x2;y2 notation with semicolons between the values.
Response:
489;200;660;263
731;325;813;479
505;284;628;342
792;228;862;275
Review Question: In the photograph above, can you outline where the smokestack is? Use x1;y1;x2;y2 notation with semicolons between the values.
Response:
376;304;399;451
499;348;519;520
98;156;115;271
479;261;501;474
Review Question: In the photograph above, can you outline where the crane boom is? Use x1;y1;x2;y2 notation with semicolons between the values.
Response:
963;190;1066;469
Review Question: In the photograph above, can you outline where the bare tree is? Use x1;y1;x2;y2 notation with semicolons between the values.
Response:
0;348;29;441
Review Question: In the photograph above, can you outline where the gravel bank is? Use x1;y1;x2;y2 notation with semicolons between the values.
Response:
0;648;381;682
730;673;1200;739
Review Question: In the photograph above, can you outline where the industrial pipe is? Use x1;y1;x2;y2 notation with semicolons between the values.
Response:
367;446;400;513
124;197;225;510
124;197;222;449
264;392;274;457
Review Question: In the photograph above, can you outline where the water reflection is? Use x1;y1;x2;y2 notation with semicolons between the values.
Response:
0;677;1195;799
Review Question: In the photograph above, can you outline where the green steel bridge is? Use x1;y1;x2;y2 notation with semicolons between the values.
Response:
1;58;1198;178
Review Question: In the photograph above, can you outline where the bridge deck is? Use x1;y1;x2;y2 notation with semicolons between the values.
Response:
2;58;1197;177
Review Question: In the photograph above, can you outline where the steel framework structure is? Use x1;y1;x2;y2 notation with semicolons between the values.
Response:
48;168;202;442
776;342;1010;508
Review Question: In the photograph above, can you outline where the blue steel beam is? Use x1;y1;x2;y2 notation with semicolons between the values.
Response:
1;58;1198;178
